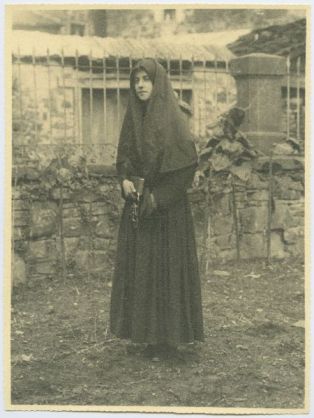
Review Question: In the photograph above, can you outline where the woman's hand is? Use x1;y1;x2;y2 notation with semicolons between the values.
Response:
140;189;157;218
122;179;136;198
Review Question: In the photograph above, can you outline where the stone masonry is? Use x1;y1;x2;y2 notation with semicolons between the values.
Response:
12;170;122;286
204;156;304;262
12;155;304;286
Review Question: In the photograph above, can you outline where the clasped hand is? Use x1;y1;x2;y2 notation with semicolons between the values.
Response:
122;179;137;199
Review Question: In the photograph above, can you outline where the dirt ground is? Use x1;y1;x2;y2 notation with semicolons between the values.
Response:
10;258;305;409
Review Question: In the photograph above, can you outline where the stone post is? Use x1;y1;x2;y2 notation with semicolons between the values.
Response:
229;53;286;154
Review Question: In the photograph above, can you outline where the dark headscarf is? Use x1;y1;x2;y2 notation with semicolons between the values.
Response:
116;58;197;182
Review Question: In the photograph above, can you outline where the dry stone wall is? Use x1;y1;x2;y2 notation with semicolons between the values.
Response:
12;168;122;286
12;156;304;287
202;156;304;262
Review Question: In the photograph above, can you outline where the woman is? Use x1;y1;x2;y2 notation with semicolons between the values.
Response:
110;58;204;359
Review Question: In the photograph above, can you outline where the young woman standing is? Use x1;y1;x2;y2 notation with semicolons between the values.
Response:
110;58;204;359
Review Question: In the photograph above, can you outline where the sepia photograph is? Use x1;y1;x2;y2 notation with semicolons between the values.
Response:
5;2;310;414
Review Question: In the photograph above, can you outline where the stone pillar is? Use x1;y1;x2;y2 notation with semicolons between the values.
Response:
229;53;286;154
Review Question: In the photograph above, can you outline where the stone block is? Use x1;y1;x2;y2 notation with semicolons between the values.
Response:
240;232;285;259
292;217;304;228
88;165;116;177
13;200;30;211
63;218;82;238
235;201;246;209
64;237;80;256
13;240;28;254
74;190;99;203
31;259;57;276
234;191;247;203
240;206;267;233
285;201;304;226
95;219;114;238
29;239;57;259
94;238;111;251
12;253;26;287
215;234;234;250
63;202;88;211
230;53;286;77
240;202;294;233
62;206;81;218
285;241;304;257
78;236;90;251
217;249;237;261
92;251;109;271
247;190;269;202
284;226;304;244
30;201;58;239
13;226;28;241
240;233;265;259
92;202;107;215
272;202;294;230
270;232;286;259
285;236;305;257
12;189;23;200
211;215;233;236
97;186;121;203
51;187;73;201
290;172;304;183
74;250;89;272
13;211;30;227
274;176;304;200
212;193;231;215
74;250;108;273
278;190;302;200
288;200;304;212
15;166;40;181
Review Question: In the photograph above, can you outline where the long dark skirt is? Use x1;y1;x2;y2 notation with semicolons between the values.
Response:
110;195;204;345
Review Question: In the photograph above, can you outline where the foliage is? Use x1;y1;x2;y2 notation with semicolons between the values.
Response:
13;145;110;202
195;107;259;192
12;78;42;146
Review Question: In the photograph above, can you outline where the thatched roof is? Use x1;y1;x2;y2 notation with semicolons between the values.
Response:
11;30;234;62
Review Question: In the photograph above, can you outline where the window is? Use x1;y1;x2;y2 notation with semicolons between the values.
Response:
81;88;128;145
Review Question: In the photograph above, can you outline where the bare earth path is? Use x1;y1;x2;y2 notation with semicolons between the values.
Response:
11;259;305;408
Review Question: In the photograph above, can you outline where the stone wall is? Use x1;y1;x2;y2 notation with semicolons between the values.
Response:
12;156;304;286
12;168;122;286
204;156;304;262
12;52;305;287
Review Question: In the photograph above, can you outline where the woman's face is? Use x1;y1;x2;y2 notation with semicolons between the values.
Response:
134;69;153;102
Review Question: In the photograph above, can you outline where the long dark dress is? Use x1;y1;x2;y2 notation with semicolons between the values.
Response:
110;165;204;345
110;58;204;345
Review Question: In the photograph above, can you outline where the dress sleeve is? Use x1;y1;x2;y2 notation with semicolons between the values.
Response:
152;165;196;210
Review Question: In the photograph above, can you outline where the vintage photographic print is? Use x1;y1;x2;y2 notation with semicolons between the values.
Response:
5;2;310;414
